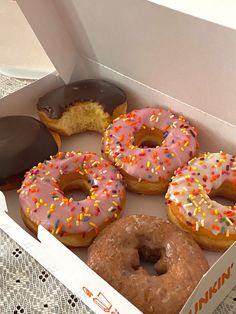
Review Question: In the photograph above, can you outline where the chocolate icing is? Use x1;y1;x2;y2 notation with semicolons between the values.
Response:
37;79;127;119
0;116;58;186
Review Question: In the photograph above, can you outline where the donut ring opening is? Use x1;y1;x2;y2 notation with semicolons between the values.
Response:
210;181;236;202
134;128;163;148
58;172;91;197
132;245;167;276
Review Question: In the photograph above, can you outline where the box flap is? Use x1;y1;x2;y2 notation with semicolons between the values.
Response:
17;0;236;126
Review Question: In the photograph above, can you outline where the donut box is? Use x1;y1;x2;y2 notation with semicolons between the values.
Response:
1;0;236;313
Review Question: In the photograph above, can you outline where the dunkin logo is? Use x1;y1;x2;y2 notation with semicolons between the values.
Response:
188;263;233;314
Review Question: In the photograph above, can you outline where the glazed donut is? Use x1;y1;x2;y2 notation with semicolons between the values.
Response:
103;107;198;194
37;79;127;136
166;152;236;251
0;115;60;190
18;151;126;247
87;215;209;314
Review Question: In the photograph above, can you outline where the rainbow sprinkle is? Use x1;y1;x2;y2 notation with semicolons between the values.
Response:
166;152;236;237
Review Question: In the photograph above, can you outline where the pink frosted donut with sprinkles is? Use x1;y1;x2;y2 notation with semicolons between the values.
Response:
18;151;126;247
166;152;236;251
102;107;198;194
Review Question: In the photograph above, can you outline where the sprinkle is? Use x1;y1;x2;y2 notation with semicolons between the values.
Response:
221;226;226;234
212;224;220;231
54;219;60;229
195;221;199;231
83;216;90;222
163;131;168;138
35;202;40;208
199;198;204;205
190;130;196;137
225;217;233;226
150;114;156;122
66;216;73;223
55;223;64;235
89;221;97;228
183;203;193;208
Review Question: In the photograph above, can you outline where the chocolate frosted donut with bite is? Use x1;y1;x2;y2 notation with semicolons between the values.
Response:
88;215;209;314
37;79;127;136
0;115;60;190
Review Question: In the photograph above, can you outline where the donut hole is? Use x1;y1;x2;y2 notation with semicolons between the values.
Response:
210;195;235;206
63;189;88;201
134;128;163;148
133;246;167;276
58;172;91;201
210;182;236;205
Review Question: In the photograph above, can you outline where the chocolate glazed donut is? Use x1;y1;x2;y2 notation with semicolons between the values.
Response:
87;215;209;314
0;115;59;190
37;79;127;136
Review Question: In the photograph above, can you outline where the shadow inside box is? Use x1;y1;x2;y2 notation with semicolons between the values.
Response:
3;188;37;238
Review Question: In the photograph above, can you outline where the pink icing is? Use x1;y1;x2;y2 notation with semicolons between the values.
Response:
166;152;236;236
103;107;198;182
18;151;126;235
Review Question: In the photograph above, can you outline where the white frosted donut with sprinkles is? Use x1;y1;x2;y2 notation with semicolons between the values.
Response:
103;107;198;194
166;152;236;251
18;151;126;247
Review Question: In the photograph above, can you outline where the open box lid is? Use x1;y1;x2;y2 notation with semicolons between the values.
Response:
17;0;236;126
5;0;236;313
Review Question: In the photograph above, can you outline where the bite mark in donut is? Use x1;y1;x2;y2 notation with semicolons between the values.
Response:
37;79;127;136
166;152;236;251
103;107;198;194
18;151;126;247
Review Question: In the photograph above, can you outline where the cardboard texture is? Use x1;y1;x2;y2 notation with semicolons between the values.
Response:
0;0;235;313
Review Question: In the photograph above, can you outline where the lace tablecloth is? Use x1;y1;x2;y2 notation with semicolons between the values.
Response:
213;285;236;314
0;74;34;98
0;229;94;314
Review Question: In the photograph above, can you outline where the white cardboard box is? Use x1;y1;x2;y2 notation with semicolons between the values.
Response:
1;0;236;313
